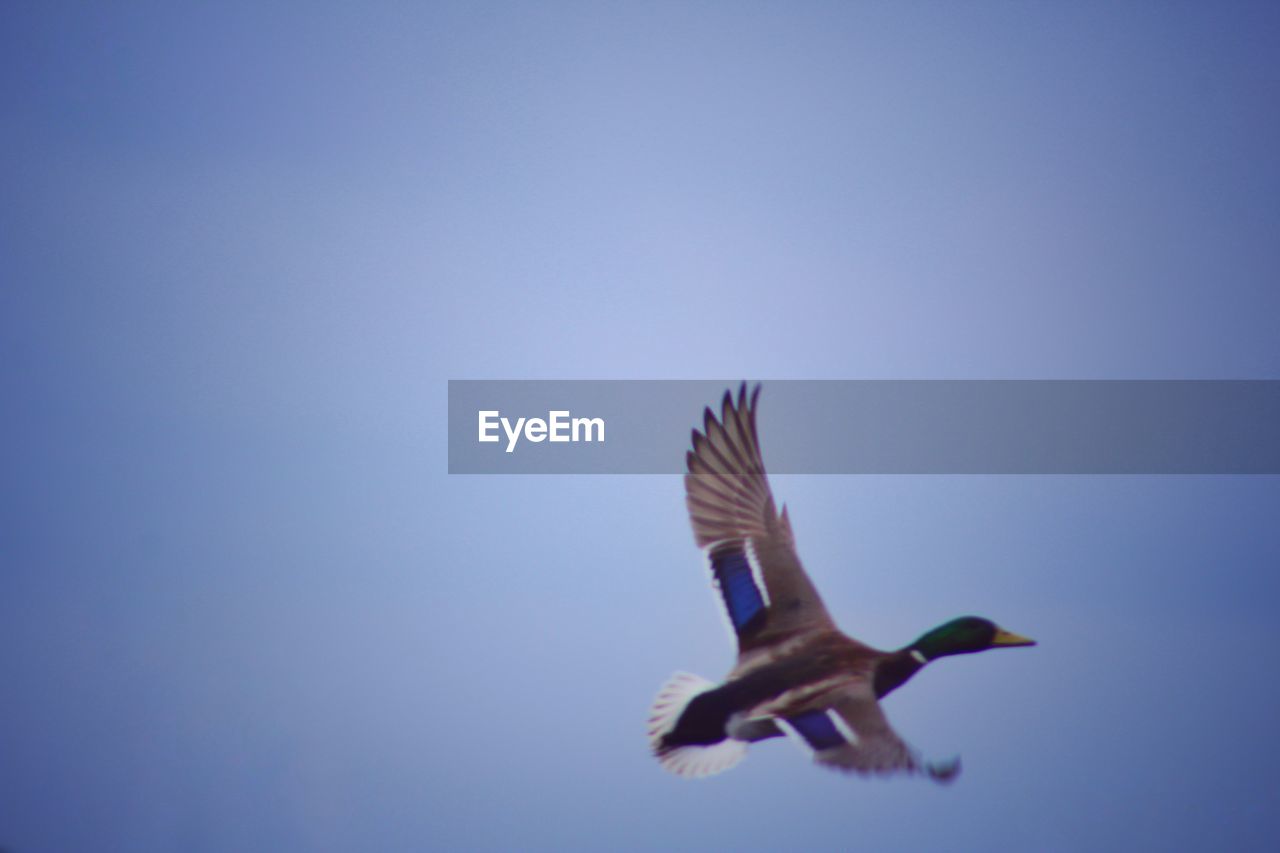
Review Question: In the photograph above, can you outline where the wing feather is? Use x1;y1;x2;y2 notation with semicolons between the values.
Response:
685;384;834;651
791;687;960;783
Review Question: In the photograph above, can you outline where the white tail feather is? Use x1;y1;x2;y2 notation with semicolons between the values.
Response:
647;672;748;779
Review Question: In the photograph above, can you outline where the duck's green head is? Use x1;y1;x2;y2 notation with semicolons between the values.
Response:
913;616;1036;660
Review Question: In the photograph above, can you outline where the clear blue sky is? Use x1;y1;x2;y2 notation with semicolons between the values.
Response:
3;3;1279;851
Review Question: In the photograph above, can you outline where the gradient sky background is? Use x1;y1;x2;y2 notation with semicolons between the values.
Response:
4;3;1280;851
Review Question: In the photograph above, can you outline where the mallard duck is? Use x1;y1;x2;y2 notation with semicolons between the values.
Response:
647;384;1035;781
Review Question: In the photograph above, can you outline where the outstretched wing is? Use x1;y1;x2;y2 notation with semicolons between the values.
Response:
777;686;960;783
685;384;834;652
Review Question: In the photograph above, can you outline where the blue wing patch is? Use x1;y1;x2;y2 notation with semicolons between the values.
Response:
708;542;767;636
785;710;849;752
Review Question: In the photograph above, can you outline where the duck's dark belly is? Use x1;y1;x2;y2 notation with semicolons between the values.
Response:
662;653;857;748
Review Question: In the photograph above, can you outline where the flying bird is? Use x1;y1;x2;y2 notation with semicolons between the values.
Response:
647;384;1035;781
